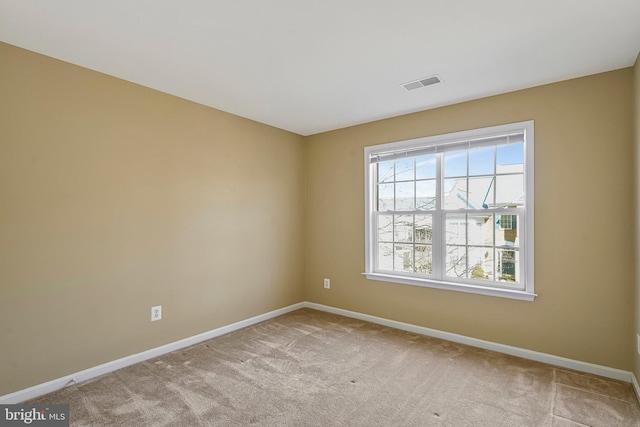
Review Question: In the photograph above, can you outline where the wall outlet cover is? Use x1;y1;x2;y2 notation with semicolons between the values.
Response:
152;305;162;321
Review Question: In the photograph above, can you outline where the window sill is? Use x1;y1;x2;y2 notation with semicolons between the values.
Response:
362;272;536;301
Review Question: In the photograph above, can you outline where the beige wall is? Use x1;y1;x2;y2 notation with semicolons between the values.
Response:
1;40;637;397
634;52;640;382
305;69;635;370
0;42;306;396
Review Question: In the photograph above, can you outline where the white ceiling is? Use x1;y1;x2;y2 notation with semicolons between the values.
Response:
1;1;639;136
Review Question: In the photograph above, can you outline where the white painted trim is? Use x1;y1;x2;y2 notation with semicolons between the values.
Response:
304;302;635;384
632;374;640;403
0;302;305;404
3;301;637;405
363;272;536;301
363;121;536;301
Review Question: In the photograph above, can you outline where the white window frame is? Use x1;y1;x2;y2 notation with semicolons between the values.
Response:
363;121;535;301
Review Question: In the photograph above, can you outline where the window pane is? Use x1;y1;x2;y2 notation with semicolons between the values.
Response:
378;243;393;271
469;146;494;176
394;215;413;243
495;214;520;247
467;214;493;246
445;214;466;245
495;174;524;207
497;142;524;174
415;215;432;243
468;246;493;281
395;158;414;181
415;245;433;274
496;248;519;283
377;183;394;211
395;182;415;210
443;178;467;209
377;160;395;183
446;246;467;278
468;176;494;209
377;214;393;242
444;149;467;177
394;244;413;272
416;180;436;210
416;154;436;179
367;122;532;296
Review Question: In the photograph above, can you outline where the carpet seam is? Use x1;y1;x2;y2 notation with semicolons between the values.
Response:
555;382;637;405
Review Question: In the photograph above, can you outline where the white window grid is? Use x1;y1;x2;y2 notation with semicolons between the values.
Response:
364;121;535;301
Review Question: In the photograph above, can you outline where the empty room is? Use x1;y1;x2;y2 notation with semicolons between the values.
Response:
2;1;640;426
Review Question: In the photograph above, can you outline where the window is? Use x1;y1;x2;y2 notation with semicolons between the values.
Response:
499;214;514;230
364;121;535;301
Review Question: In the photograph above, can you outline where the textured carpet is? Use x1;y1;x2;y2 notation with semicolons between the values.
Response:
30;308;640;426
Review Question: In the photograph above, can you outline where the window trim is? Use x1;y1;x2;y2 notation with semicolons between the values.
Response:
363;121;536;301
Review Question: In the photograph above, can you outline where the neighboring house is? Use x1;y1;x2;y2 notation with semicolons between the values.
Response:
377;156;524;283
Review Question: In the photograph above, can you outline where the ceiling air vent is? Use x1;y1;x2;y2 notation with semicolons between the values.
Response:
402;75;442;91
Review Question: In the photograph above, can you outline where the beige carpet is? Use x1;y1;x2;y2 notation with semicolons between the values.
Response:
30;308;640;426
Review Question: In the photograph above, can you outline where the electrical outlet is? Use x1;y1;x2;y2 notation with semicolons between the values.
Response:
151;305;162;321
637;333;640;355
323;278;330;289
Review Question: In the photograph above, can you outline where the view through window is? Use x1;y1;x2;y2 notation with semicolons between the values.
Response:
364;121;535;300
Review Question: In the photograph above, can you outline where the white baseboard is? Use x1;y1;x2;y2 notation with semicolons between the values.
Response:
0;302;305;404
2;300;636;404
633;374;640;402
304;302;635;384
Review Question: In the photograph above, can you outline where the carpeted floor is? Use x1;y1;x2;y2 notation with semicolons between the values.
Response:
30;308;640;426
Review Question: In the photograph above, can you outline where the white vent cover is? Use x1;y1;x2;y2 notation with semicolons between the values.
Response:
402;75;442;91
